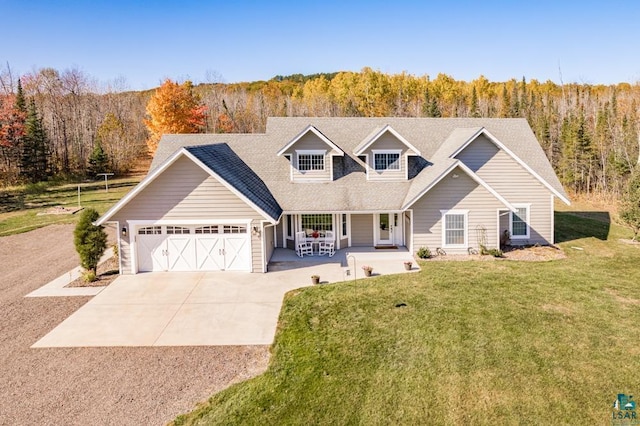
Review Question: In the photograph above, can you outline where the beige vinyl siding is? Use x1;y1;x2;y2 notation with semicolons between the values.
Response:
275;220;285;248
111;156;265;273
264;225;275;265
364;133;410;181
455;135;553;244
403;211;412;252
351;214;373;246
412;168;505;254
499;209;510;245
284;133;333;182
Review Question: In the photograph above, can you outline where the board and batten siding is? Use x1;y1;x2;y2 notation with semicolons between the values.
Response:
455;135;553;244
350;214;373;246
111;155;266;273
363;132;411;181
412;168;505;254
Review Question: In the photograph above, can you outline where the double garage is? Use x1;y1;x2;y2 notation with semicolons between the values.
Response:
132;223;252;272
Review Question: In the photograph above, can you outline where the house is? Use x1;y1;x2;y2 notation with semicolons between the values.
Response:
96;117;570;274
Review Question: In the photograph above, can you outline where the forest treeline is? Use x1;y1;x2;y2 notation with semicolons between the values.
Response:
0;65;638;199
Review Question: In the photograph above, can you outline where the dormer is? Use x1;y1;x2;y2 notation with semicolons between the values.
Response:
277;125;344;182
353;125;421;181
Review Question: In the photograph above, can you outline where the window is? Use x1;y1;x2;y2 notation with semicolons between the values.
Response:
286;215;293;239
195;226;219;234
298;153;324;171
373;151;400;171
166;226;190;234
341;214;348;237
442;210;467;247
301;214;333;237
138;226;161;235
223;225;247;234
510;206;530;239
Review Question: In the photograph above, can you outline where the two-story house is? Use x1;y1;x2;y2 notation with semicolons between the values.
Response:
96;117;570;273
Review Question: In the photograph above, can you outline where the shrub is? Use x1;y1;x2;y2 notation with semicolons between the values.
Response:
74;208;107;275
489;248;504;258
416;246;431;259
83;271;97;283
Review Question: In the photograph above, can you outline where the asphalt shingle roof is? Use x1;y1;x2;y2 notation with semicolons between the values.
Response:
151;118;569;214
184;144;282;221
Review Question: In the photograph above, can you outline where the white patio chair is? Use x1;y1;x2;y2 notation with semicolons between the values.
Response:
296;231;313;257
319;230;335;257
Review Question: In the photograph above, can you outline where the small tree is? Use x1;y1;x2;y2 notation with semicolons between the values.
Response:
87;141;109;177
620;169;640;241
74;208;107;278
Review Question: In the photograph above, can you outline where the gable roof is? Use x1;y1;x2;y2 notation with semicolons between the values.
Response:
353;124;421;156
276;124;344;156
142;118;569;213
184;144;282;221
449;127;571;205
97;143;282;225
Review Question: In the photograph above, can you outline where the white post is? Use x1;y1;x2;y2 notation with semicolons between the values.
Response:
77;184;81;208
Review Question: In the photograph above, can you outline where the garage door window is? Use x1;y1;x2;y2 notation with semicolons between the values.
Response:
166;226;190;234
195;225;219;234
223;225;247;234
138;226;161;235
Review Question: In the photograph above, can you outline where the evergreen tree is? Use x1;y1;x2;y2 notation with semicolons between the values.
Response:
499;85;510;118
620;168;640;241
74;208;108;277
87;141;109;177
20;100;49;183
469;86;481;117
15;79;26;113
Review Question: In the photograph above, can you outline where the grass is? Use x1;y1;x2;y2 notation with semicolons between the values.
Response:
173;209;640;425
0;176;142;236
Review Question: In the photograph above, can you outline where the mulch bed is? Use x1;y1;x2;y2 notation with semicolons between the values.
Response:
65;256;120;287
423;245;566;262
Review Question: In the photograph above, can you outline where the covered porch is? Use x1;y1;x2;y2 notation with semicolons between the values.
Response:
267;246;419;281
274;212;413;252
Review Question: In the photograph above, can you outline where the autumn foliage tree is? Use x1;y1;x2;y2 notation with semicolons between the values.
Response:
144;79;207;155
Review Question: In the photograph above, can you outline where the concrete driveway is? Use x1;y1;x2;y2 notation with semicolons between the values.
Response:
33;268;324;347
33;248;418;348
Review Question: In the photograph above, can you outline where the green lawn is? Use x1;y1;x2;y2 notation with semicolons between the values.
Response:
174;210;640;425
0;176;141;236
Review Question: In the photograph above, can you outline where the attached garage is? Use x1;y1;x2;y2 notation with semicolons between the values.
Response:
96;144;283;275
135;224;252;272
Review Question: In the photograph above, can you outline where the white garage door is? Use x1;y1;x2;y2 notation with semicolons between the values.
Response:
136;225;251;272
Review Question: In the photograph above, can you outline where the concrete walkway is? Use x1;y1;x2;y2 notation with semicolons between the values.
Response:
32;248;418;348
25;248;114;297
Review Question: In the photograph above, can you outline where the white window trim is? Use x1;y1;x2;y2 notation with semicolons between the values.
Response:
296;149;326;172
341;213;348;238
286;214;294;240
440;209;469;248
509;204;531;240
372;149;402;171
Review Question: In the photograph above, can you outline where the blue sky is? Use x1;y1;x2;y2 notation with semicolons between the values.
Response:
3;0;639;90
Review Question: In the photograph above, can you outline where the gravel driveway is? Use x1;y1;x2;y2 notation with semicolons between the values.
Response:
0;224;269;425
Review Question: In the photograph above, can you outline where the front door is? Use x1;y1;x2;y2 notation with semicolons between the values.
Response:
376;213;399;245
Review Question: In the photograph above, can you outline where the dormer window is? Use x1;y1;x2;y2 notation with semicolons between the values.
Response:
373;150;401;171
298;150;325;171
